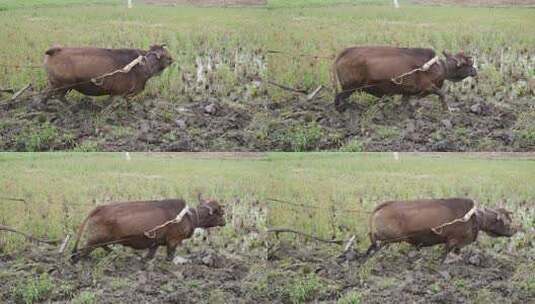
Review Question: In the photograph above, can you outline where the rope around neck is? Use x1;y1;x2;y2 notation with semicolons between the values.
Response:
390;56;440;85
90;55;145;86
431;204;477;235
143;205;192;239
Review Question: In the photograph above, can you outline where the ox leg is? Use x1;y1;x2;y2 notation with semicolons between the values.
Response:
364;241;382;259
401;95;414;112
334;89;354;112
144;245;158;261
440;239;463;264
57;90;70;105
166;239;183;261
432;89;456;112
46;87;69;104
102;245;114;256
440;243;452;263
71;246;95;264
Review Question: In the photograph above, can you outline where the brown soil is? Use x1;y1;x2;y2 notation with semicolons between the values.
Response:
0;201;268;304
0;90;533;152
267;238;534;303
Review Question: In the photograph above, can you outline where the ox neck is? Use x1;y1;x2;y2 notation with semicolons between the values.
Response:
142;54;161;76
187;207;200;229
438;58;456;80
475;208;492;232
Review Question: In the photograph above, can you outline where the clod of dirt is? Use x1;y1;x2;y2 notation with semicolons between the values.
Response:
438;270;451;280
441;119;453;129
470;103;482;115
172;255;190;265
467;252;483;266
528;78;535;94
204;103;217;115
175;119;187;129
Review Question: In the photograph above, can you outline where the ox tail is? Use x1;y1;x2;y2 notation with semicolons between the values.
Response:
368;211;376;244
330;60;340;95
71;214;91;259
45;47;62;56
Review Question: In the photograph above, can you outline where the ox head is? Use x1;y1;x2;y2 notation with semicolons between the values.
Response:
442;50;477;82
477;207;518;237
195;194;226;228
146;44;174;74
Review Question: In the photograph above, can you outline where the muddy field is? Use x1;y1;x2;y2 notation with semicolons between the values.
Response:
0;199;268;304
267;237;535;303
1;2;533;152
0;86;533;152
1;238;267;303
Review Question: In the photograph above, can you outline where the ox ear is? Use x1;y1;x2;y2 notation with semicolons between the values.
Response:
149;44;164;59
197;192;204;204
497;209;513;223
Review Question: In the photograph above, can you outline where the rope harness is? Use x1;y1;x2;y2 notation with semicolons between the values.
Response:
430;205;477;235
90;55;145;86
143;205;195;239
390;56;440;85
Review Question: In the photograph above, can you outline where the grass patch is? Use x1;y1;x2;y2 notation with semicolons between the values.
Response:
286;273;323;304
337;291;362;304
12;273;54;304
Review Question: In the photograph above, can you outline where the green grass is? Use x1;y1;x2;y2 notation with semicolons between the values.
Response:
0;1;533;104
286;273;323;304
0;152;272;252
337;291;362;304
267;0;390;8
12;273;54;304
267;153;535;243
0;0;121;10
1;152;533;253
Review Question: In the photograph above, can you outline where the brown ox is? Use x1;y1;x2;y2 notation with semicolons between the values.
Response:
43;44;173;103
366;198;517;262
71;197;225;263
332;46;477;112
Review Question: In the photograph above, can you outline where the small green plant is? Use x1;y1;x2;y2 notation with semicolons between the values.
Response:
521;276;535;298
454;278;467;290
473;289;496;304
514;127;535;149
287;274;322;304
12;273;54;304
279;122;323;152
16;122;60;152
513;263;535;298
340;138;364;152
513;110;535;149
73;140;100;152
337;291;362;304
374;126;400;141
72;291;97;304
207;289;228;304
430;282;441;294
